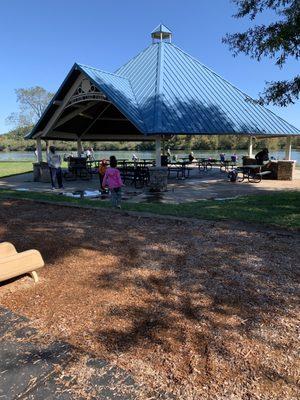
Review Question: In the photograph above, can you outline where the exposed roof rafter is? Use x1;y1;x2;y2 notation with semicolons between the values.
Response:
53;101;98;129
79;103;111;139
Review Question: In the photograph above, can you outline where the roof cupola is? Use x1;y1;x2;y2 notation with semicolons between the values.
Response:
151;24;172;43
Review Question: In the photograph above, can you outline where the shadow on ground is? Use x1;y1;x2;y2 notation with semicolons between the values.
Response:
0;200;299;399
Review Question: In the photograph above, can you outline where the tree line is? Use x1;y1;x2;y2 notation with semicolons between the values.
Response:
0;126;299;153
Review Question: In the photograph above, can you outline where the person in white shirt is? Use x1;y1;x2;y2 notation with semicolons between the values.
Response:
85;147;95;161
47;146;63;189
85;148;91;158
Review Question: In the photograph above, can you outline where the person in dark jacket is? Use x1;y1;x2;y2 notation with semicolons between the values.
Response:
255;148;269;165
188;151;195;163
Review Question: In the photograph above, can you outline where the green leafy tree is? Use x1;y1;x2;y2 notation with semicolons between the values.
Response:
223;0;300;106
6;86;54;127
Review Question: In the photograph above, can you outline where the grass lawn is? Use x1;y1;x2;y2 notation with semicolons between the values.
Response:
0;188;299;229
0;160;69;178
0;161;33;178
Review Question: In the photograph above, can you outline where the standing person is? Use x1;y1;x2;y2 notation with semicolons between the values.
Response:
47;146;63;190
90;147;95;161
85;148;91;159
86;147;95;161
231;153;238;163
102;156;123;208
188;151;195;163
132;153;138;161
98;159;108;193
255;148;269;165
220;153;226;162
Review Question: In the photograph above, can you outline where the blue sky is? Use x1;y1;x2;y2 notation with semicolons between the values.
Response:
0;0;299;134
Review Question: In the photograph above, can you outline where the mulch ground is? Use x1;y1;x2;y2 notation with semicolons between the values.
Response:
0;199;299;399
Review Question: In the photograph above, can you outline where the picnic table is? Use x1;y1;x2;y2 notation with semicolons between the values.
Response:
198;158;237;172
64;157;92;181
140;158;156;164
118;158;154;164
168;161;191;179
118;162;150;188
237;164;271;183
198;158;215;171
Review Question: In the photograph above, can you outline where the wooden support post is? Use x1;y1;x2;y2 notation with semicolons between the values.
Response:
285;136;292;160
36;138;43;162
155;136;161;167
248;136;253;158
77;138;83;157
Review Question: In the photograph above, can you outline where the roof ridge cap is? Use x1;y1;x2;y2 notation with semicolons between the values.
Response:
153;42;165;132
126;75;148;131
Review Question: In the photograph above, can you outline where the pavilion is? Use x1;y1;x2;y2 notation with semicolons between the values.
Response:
27;24;300;167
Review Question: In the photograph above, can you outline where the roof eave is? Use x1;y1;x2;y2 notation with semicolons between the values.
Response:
74;64;147;135
26;63;81;140
26;63;148;140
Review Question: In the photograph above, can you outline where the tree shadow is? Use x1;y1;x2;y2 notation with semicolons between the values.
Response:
90;216;300;396
0;181;299;398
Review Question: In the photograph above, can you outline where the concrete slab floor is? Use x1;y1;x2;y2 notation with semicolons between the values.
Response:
0;167;299;204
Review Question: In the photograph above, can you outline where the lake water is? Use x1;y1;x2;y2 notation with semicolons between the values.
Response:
0;149;299;163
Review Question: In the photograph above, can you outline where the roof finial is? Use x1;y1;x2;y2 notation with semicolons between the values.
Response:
151;24;172;43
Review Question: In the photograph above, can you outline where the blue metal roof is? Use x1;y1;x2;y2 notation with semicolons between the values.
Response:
151;24;172;35
28;32;300;139
115;44;159;131
116;42;300;136
77;64;145;132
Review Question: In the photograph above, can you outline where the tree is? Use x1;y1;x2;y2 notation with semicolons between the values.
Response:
223;0;300;106
6;86;54;127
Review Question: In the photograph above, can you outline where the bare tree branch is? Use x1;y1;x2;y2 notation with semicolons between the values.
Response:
6;86;54;128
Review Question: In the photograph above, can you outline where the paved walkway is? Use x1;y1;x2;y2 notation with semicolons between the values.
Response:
0;306;170;400
0;167;299;204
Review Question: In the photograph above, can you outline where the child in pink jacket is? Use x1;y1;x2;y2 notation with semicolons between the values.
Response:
102;156;123;208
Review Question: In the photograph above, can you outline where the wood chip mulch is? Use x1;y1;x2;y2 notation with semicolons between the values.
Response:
0;199;299;399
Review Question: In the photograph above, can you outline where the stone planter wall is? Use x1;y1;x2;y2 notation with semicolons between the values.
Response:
277;161;296;181
148;167;168;192
33;162;51;183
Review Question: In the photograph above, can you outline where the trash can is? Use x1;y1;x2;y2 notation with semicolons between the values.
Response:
149;167;168;192
161;155;168;167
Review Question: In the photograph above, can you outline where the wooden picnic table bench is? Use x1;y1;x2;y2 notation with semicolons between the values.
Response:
168;162;191;179
198;158;237;172
63;157;92;181
119;164;150;188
